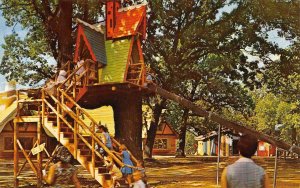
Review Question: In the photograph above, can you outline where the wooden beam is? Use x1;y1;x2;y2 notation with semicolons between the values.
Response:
17;139;38;177
14;116;40;123
14;120;19;188
147;83;300;155
17;140;38;176
37;120;42;187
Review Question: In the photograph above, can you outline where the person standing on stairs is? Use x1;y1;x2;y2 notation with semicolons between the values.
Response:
96;125;113;155
75;59;85;85
57;69;67;84
43;145;81;187
105;155;123;187
113;144;134;186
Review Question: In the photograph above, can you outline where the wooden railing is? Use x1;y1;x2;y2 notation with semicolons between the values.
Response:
57;59;97;101
42;59;139;177
42;59;141;170
126;60;146;86
51;61;72;83
43;88;124;170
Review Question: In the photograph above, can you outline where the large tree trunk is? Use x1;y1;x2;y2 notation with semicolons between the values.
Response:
147;83;300;155
57;0;73;68
176;109;189;157
113;93;143;160
144;100;165;159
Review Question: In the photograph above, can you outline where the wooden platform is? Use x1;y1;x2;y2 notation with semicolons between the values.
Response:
77;82;149;109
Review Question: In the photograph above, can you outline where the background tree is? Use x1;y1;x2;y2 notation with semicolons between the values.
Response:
143;0;299;157
253;91;300;144
0;0;104;85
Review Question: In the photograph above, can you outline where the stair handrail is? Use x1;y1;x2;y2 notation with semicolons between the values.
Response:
59;88;139;165
58;89;125;166
42;96;105;161
45;88;124;168
51;61;72;82
57;59;97;91
57;61;85;90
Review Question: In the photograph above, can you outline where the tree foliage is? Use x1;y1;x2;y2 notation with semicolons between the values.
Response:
253;92;300;144
144;0;300;156
0;0;104;85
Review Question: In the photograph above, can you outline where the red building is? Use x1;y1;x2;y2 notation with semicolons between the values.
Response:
152;122;179;155
257;141;276;156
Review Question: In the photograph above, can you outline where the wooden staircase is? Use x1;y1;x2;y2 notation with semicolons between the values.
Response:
40;60;138;187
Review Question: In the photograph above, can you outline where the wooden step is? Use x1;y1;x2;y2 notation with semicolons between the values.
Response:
97;167;109;174
95;161;105;167
78;149;91;155
127;79;139;81
60;126;72;132
128;70;141;74
129;63;143;66
47;115;57;121
116;178;130;188
81;154;92;161
62;132;74;138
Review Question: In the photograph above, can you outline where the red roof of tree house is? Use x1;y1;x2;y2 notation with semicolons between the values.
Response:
113;5;146;39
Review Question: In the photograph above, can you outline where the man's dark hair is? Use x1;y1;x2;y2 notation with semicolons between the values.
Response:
97;125;108;132
238;134;258;158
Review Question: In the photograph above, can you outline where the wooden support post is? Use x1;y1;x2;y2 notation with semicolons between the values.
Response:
37;120;42;187
92;121;95;178
57;89;61;142
14;120;19;188
216;124;221;186
42;90;45;130
74;108;79;159
73;75;76;99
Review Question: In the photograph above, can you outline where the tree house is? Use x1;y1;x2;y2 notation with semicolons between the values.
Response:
10;1;148;187
72;0;147;159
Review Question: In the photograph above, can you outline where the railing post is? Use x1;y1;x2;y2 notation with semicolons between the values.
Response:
92;121;95;178
61;90;65;106
14;90;19;188
41;90;45;129
14;119;19;188
37;119;42;187
74;108;79;159
56;89;61;142
73;74;76;100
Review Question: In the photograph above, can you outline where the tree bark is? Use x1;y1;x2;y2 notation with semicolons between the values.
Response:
144;100;165;159
113;93;143;160
57;0;73;68
291;126;297;144
147;83;300;155
176;109;189;157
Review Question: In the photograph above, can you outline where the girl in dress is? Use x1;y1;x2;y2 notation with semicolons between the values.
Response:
113;144;134;185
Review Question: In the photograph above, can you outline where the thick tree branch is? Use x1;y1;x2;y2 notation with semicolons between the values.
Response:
147;83;300;155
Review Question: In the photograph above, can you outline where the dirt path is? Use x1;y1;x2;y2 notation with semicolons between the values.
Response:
145;156;300;188
0;156;299;187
